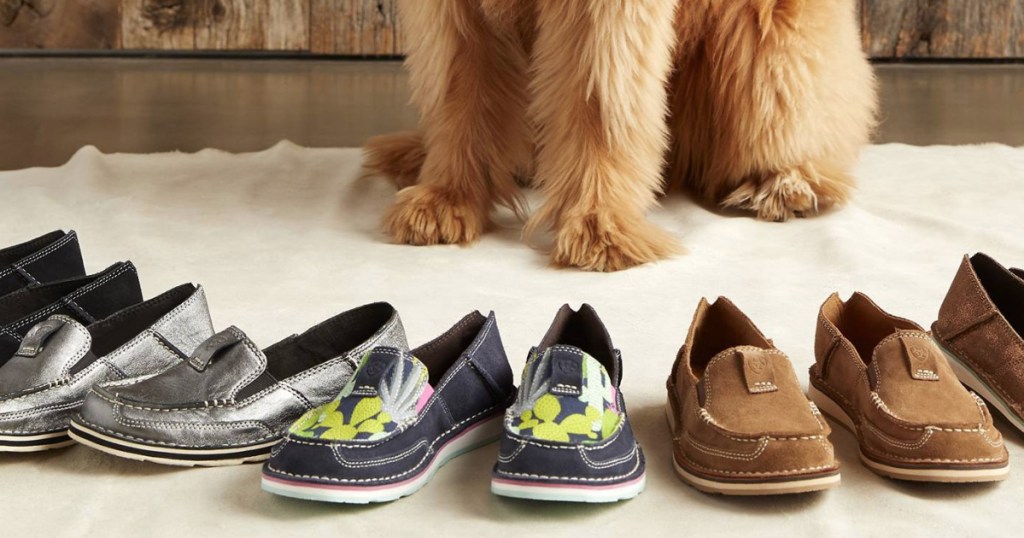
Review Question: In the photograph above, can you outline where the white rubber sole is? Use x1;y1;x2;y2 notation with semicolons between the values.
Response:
262;415;503;504
490;473;646;503
808;384;1009;483
936;338;1024;435
664;402;839;495
0;430;75;452
68;420;276;467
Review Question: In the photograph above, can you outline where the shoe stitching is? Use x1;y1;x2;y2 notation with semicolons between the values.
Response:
9;263;135;331
0;232;75;280
577;443;639;469
678;452;835;477
267;407;500;483
492;455;642;483
74;414;279;449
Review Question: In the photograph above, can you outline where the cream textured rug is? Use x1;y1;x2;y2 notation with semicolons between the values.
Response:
2;143;1023;536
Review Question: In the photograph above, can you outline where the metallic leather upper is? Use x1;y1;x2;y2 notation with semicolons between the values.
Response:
0;286;214;435
77;304;408;449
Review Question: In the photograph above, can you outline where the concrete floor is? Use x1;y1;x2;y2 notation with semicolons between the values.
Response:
0;59;1022;170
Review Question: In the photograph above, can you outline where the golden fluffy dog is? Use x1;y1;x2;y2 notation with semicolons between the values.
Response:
365;0;877;272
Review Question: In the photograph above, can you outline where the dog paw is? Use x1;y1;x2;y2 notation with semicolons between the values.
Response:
722;168;833;222
550;211;680;272
384;185;486;245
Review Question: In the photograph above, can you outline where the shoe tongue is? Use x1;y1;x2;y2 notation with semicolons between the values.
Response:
871;330;944;384
520;346;617;411
702;346;781;395
870;330;981;424
343;346;433;421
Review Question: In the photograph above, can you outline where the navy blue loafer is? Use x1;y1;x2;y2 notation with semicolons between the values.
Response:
491;304;646;503
0;230;85;297
262;311;515;503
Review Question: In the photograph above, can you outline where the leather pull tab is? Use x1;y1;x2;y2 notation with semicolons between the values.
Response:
188;328;243;371
350;348;402;396
548;347;584;396
900;336;940;381
16;319;65;357
740;349;778;394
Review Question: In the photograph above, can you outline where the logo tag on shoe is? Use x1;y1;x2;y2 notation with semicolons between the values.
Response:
15;319;65;358
900;336;940;381
188;328;244;371
740;349;779;394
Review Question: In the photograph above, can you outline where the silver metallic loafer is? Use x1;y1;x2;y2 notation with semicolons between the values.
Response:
69;302;407;467
0;284;213;452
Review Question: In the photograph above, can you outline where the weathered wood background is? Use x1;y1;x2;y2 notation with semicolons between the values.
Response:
0;0;1020;59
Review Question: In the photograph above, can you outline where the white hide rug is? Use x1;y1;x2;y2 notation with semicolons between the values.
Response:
1;142;1023;537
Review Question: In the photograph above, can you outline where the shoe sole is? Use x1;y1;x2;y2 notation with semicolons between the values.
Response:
68;419;277;467
490;473;646;503
935;338;1024;435
663;403;839;495
807;384;1009;483
261;414;503;504
0;430;76;452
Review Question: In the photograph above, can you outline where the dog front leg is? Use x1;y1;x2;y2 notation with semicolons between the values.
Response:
384;1;532;246
528;0;682;271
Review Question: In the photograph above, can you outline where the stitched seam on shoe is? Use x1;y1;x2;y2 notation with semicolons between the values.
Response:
496;440;528;463
693;407;824;442
817;312;870;385
492;455;641;483
330;440;429;468
0;399;82;423
577;443;639;469
9;264;134;331
75;414;278;448
937;325;1024;414
679;452;834;477
685;434;769;461
114;411;274;436
92;389;232;412
268;407;499;483
863;421;934;449
0;233;74;279
278;382;313;410
227;327;268;400
868;392;987;433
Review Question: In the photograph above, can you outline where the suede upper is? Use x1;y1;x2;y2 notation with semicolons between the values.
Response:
667;297;837;480
812;292;1007;468
933;254;1024;421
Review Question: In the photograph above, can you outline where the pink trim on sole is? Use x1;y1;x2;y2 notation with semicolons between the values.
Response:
491;473;645;491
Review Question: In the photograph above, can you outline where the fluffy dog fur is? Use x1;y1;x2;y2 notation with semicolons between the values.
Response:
365;0;877;272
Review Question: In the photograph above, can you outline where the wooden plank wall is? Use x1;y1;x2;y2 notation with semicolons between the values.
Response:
0;0;1022;59
0;0;403;55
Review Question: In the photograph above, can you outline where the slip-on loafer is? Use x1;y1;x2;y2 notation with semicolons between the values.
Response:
0;262;143;367
70;302;407;467
0;230;85;297
262;311;515;504
491;304;647;503
933;253;1024;436
809;292;1008;483
666;297;840;495
0;284;212;452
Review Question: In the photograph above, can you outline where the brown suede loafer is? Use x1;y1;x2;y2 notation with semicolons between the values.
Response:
933;254;1024;435
666;297;840;495
810;292;1009;483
